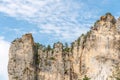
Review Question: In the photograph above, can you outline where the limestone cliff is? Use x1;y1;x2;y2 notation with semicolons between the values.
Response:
8;13;120;80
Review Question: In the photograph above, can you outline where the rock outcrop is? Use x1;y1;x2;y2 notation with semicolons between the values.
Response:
8;13;120;80
8;34;37;80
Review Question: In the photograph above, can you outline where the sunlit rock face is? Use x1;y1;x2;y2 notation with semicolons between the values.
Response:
8;34;37;80
8;13;120;80
80;13;120;80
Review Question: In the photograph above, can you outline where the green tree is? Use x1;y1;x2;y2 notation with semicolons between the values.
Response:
105;12;112;16
83;75;90;80
77;37;81;45
35;43;43;49
65;43;68;48
63;43;69;52
46;45;51;51
71;42;74;52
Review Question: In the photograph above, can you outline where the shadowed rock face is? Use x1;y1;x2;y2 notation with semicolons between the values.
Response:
8;13;120;80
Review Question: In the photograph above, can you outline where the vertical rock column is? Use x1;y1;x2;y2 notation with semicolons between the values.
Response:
37;42;65;80
8;34;36;80
53;42;64;80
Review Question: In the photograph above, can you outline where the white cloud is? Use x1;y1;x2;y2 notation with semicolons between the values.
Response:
0;0;100;42
0;37;10;80
39;23;90;42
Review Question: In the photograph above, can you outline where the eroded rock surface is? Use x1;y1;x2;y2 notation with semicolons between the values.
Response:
8;34;37;80
8;13;120;80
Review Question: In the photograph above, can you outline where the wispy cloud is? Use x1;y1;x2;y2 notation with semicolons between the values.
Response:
0;0;100;42
0;36;10;80
39;23;90;41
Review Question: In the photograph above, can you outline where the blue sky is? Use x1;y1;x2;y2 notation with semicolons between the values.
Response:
0;0;120;80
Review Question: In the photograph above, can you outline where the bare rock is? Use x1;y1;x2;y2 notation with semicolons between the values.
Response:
8;13;120;80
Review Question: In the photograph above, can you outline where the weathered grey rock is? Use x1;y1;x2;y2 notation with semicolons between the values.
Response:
8;13;120;80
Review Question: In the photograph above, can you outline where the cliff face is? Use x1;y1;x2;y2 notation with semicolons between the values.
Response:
8;13;120;80
8;34;37;80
